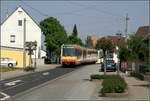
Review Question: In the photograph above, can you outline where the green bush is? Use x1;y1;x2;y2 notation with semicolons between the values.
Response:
44;58;51;64
90;74;104;79
101;75;127;93
90;74;120;80
24;66;36;71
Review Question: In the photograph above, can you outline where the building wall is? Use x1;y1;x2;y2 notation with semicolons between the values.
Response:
1;7;42;58
113;52;119;63
1;49;29;68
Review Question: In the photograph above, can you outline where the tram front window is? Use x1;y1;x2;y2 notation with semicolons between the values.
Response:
63;48;75;56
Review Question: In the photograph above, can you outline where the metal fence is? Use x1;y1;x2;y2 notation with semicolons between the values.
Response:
121;61;149;75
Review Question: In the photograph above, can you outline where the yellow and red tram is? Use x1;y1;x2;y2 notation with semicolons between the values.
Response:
61;44;98;67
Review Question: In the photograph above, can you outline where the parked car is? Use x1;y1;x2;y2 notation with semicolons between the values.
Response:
0;57;17;67
101;60;116;72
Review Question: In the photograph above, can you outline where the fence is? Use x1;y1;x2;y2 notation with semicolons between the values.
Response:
121;61;149;74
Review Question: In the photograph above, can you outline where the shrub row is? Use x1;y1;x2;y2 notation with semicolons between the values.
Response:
90;74;120;80
24;66;36;71
101;75;127;93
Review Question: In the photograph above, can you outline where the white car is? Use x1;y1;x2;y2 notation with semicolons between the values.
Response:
0;57;17;67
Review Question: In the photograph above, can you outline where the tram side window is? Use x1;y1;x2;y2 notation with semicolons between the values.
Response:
94;51;97;57
76;48;82;59
88;51;91;57
83;50;86;59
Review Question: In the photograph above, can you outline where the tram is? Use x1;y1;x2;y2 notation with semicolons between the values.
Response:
61;44;98;67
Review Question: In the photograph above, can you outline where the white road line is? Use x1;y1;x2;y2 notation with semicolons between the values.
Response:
0;92;10;101
42;72;49;76
5;80;22;86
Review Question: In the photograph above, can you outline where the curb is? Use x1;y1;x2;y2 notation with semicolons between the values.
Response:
100;89;128;97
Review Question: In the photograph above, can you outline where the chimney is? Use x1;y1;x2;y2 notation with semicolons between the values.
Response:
17;5;21;9
6;9;8;19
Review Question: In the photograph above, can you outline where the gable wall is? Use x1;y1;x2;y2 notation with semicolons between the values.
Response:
1;7;42;58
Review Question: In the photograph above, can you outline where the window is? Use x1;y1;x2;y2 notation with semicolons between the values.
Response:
18;10;22;14
18;20;22;26
63;47;75;56
10;35;15;42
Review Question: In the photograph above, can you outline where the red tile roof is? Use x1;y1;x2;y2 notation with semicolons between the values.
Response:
107;35;125;45
87;35;125;49
135;26;150;40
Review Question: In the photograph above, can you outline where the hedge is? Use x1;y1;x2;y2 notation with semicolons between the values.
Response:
24;66;36;71
90;74;120;80
101;75;127;93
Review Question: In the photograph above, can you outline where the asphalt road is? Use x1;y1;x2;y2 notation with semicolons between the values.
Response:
0;65;85;100
11;64;101;100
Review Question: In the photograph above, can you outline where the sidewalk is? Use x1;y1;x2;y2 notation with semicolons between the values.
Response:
1;64;61;80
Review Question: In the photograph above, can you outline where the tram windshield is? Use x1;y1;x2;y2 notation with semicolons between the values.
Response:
63;47;75;56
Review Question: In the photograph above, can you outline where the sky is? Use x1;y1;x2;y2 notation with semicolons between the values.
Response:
1;0;149;42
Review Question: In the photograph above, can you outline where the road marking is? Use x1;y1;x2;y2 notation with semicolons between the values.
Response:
42;72;49;76
0;92;10;101
5;80;22;86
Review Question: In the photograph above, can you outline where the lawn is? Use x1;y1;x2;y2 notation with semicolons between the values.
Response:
1;67;20;72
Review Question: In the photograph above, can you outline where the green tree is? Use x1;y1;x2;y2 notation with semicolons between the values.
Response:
126;35;148;61
119;35;148;62
119;43;129;61
68;35;84;46
68;24;84;46
72;24;78;37
95;37;115;75
40;17;68;63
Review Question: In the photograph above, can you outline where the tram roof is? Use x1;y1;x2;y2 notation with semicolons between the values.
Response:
62;44;97;51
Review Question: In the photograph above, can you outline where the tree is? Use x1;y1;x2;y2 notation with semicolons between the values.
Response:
126;35;148;61
95;37;115;75
72;24;78;37
119;35;148;62
68;35;84;46
119;43;129;61
25;41;37;67
68;24;84;46
40;17;68;63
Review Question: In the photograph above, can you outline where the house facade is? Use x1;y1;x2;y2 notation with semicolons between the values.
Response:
1;6;46;59
1;46;30;68
86;36;103;49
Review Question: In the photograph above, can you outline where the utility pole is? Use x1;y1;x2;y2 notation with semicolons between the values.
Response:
125;13;130;41
23;18;26;70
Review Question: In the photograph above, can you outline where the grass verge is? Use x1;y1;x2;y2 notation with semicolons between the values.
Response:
1;67;19;72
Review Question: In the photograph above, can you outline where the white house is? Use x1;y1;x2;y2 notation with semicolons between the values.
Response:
1;6;46;58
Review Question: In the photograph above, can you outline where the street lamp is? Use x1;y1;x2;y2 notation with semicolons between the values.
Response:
116;31;122;75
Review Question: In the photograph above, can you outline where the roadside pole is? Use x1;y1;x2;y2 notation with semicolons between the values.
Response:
34;41;37;69
116;31;122;75
23;18;26;70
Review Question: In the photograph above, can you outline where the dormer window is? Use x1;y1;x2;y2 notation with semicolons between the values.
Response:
18;20;22;26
